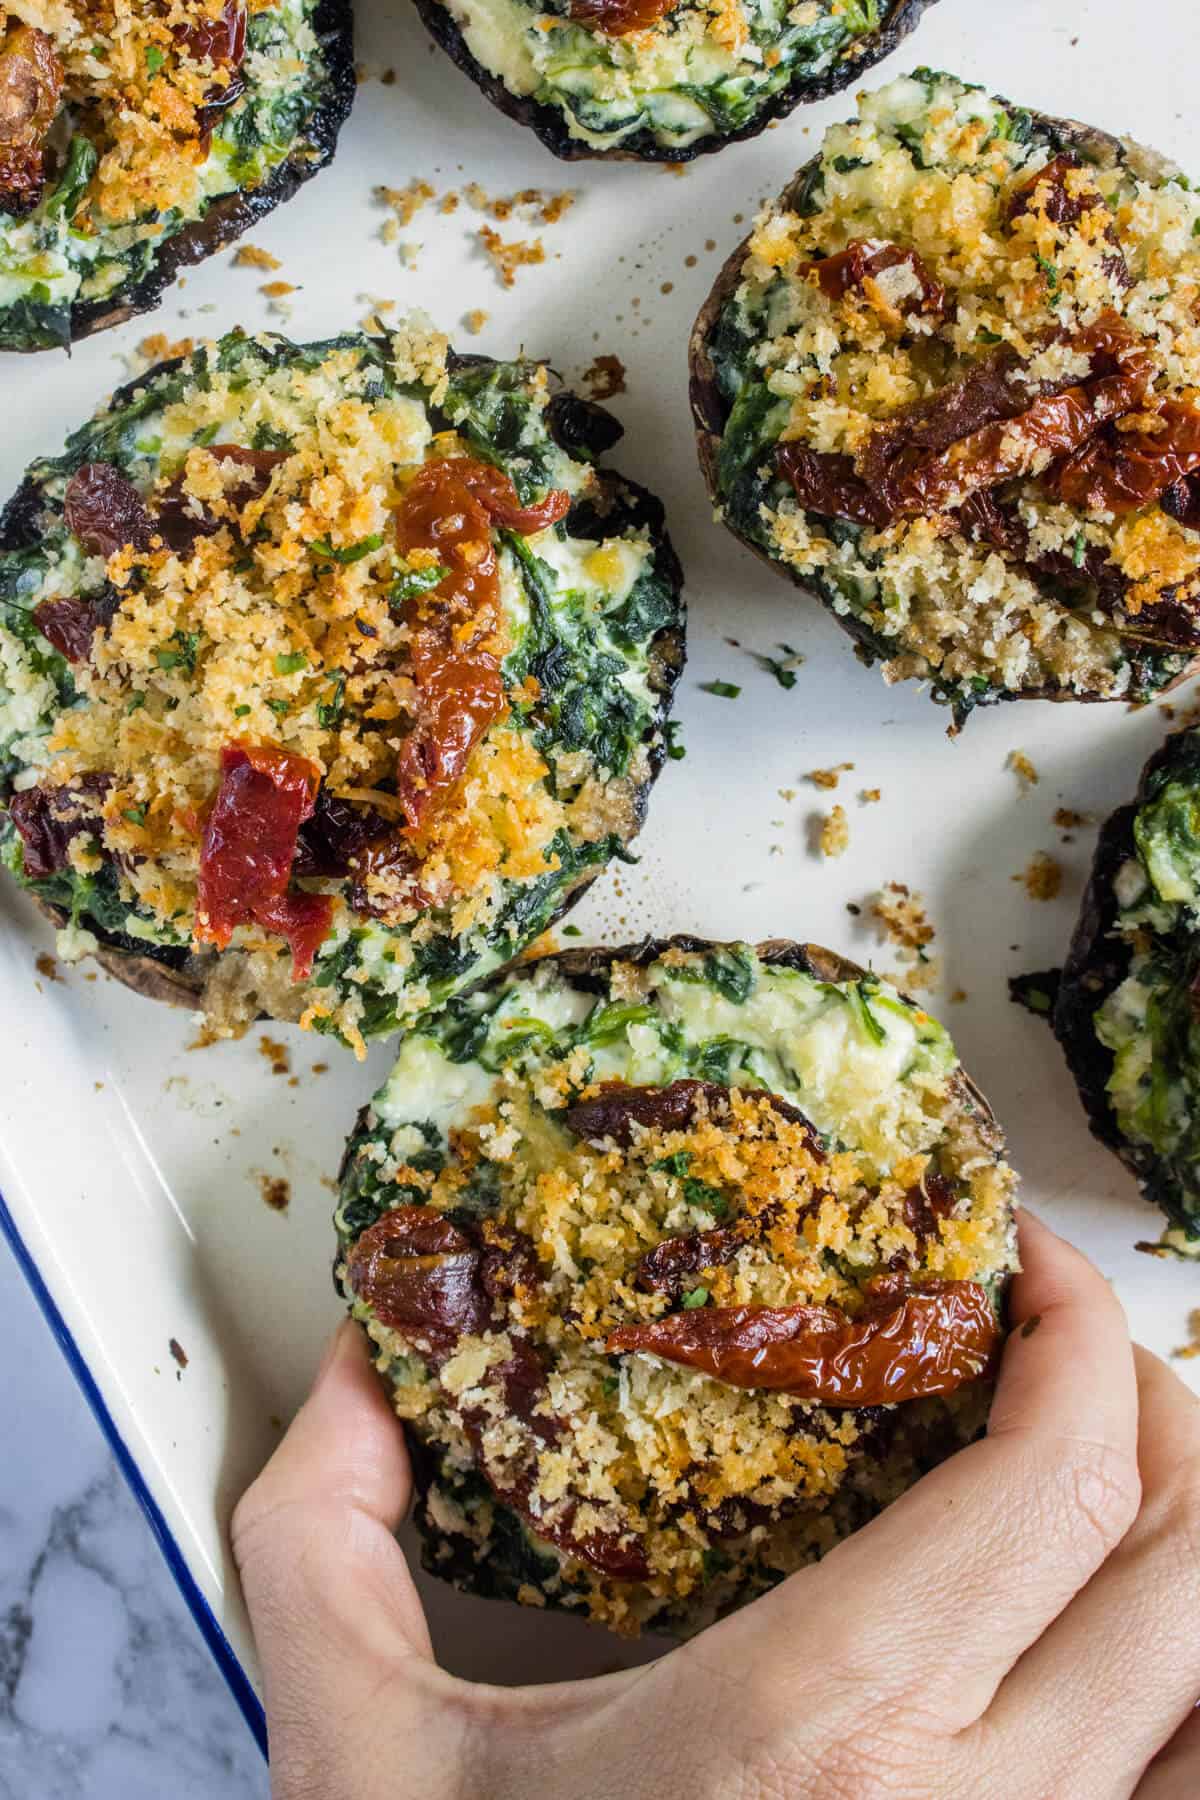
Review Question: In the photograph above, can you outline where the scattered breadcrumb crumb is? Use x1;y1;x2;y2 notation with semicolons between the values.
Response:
1016;852;1063;901
169;1338;188;1369
258;1173;291;1213
778;787;796;802
260;280;296;299
478;225;545;287
258;1035;290;1077
806;763;854;791
817;804;849;858
582;354;626;400
1053;807;1095;830
232;245;281;271
859;788;881;805
136;332;194;366
866;882;940;992
376;179;435;226
465;183;576;225
35;952;59;982
463;308;489;335
950;988;967;1003
1007;750;1039;789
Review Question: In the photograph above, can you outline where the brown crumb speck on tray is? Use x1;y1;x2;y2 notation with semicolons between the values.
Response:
950;987;967;1003
34;952;59;982
169;1338;188;1369
259;1173;291;1213
867;882;940;993
1016;852;1063;901
232;244;281;271
1053;806;1095;830
260;280;296;299
1007;750;1039;790
380;66;397;84
376;178;435;225
859;788;881;805
311;1061;329;1075
817;804;849;858
478;225;545;288
806;762;854;791
463;308;489;335
258;1035;291;1077
582;353;626;401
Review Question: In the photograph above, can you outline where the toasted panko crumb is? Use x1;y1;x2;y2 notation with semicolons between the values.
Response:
479;225;545;288
1016;852;1063;901
1007;750;1039;790
463;308;489;335
818;804;849;857
136;333;194;365
1172;1309;1200;1360
377;179;436;226
950;987;968;1003
260;280;296;299
1053;806;1094;830
870;882;934;954
859;788;881;805
807;763;854;791
232;245;281;271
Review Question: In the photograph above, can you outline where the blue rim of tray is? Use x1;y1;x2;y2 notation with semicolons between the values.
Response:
0;1181;268;1758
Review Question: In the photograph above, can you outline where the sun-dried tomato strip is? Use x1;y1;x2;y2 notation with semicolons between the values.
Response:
196;743;323;967
344;1205;491;1349
7;776;111;880
804;239;945;323
0;24;62;216
869;313;1153;518
250;889;334;981
568;0;675;34
636;1225;743;1295
63;463;154;560
1007;153;1130;289
606;1278;998;1405
1163;476;1200;531
392;457;568;830
174;1;248;138
777;445;892;530
1055;400;1200;515
565;1078;823;1153
33;592;120;664
155;443;287;553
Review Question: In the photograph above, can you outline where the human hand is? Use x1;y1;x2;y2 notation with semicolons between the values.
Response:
233;1213;1200;1799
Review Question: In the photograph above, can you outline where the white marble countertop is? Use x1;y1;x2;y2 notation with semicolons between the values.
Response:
0;1244;267;1800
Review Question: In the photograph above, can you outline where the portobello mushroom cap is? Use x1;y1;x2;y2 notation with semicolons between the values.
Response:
335;934;1017;1635
412;0;935;163
0;330;685;1044
1053;728;1200;1254
690;72;1200;728
0;0;355;352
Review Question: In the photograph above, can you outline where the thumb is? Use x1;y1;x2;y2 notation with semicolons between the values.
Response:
233;1318;434;1703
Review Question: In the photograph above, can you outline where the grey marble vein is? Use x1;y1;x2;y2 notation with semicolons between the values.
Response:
0;1248;268;1800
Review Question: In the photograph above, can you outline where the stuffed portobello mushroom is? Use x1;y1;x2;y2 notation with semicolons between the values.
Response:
0;322;685;1049
691;71;1200;726
1053;728;1200;1258
335;937;1017;1635
414;0;933;162
0;0;353;351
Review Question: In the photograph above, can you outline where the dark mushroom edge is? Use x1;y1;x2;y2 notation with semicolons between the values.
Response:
1051;727;1200;1257
412;0;934;163
0;326;685;1048
335;935;1017;1636
689;70;1200;729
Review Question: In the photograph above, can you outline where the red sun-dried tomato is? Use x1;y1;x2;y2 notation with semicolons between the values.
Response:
195;743;324;969
776;446;892;531
154;444;287;554
606;1277;999;1405
565;1078;822;1152
33;592;119;664
344;1205;492;1348
0;24;62;216
804;239;945;322
1007;153;1130;289
293;788;390;879
175;0;247;67
636;1224;743;1296
1163;476;1200;531
1055;400;1200;515
7;775;111;880
868;312;1153;518
391;457;566;830
63;463;154;560
568;0;675;33
250;889;333;981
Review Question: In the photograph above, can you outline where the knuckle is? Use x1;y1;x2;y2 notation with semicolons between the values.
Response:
1028;1434;1141;1559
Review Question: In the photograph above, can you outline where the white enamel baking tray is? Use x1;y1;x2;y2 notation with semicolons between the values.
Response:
2;0;1198;1751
